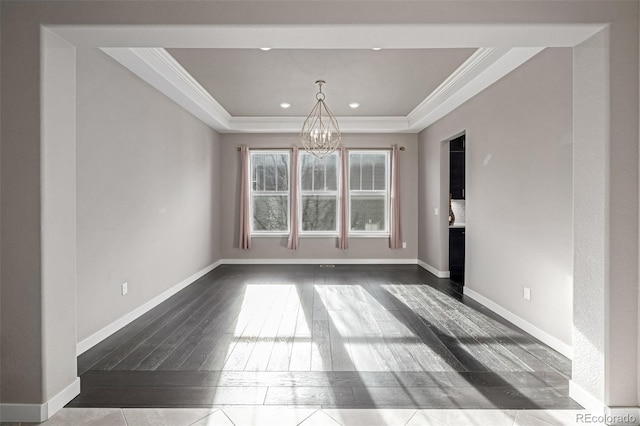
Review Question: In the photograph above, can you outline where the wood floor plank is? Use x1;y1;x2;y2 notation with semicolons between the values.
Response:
92;278;223;371
433;289;564;373
310;320;332;371
377;320;423;372
157;288;246;371
74;264;575;409
312;285;328;321
223;285;280;371
380;285;467;372
289;284;314;371
405;285;525;372
135;282;239;370
67;385;268;407
266;285;300;371
113;281;228;370
328;310;355;371
340;288;385;372
244;286;292;371
264;386;354;407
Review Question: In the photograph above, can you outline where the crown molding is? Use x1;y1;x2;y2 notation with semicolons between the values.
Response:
227;115;411;133
101;47;231;131
407;46;545;131
101;46;543;134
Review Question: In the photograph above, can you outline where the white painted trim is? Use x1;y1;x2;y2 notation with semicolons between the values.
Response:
227;115;412;134
100;46;541;134
407;47;504;128
51;23;605;49
569;382;640;425
569;381;605;414
220;258;417;265
0;403;46;423
46;378;81;419
407;47;544;131
417;260;450;278
76;260;222;355
0;377;80;423
463;287;572;359
100;47;231;131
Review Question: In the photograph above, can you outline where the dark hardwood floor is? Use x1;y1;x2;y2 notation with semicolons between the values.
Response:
70;264;579;409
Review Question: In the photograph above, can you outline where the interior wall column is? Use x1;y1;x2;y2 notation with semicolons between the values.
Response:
572;25;640;413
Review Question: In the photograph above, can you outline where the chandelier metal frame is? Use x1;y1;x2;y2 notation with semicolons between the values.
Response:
300;80;342;159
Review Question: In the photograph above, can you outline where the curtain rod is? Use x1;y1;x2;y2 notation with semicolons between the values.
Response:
237;146;405;151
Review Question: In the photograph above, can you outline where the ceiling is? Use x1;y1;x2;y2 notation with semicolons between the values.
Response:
166;48;476;117
93;23;580;133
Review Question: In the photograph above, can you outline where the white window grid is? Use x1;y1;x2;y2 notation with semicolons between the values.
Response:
348;150;390;235
250;150;290;235
298;151;339;235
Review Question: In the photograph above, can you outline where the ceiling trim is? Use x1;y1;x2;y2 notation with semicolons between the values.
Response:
101;46;545;134
102;47;231;130
55;24;603;49
228;116;412;134
407;46;545;131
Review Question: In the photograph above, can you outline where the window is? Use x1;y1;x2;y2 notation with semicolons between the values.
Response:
349;151;389;233
248;149;391;237
299;152;338;233
250;151;289;233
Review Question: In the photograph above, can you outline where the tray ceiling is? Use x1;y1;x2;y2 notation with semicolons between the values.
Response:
167;48;476;117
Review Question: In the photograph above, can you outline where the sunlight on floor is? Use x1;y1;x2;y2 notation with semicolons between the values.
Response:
227;284;427;373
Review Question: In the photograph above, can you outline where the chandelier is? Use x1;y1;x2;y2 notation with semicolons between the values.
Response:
300;80;342;159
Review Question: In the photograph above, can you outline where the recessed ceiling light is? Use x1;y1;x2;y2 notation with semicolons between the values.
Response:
260;47;272;51
280;102;291;109
349;102;360;109
372;47;382;51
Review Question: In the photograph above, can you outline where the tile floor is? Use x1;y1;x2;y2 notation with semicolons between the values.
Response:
3;407;604;425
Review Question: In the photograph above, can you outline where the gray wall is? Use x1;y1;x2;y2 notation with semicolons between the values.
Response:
0;0;637;414
220;133;418;261
76;49;222;343
418;48;573;347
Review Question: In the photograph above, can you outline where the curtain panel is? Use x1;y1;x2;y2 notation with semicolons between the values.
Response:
238;145;252;250
338;146;349;249
389;144;403;249
287;147;300;249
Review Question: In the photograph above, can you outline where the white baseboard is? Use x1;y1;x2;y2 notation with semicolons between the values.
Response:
0;377;80;423
417;260;450;278
47;377;81;417
76;260;222;355
570;381;606;414
463;287;572;359
569;381;640;425
220;258;418;265
0;403;46;423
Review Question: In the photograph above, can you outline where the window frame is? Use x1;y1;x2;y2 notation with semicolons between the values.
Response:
249;150;291;236
298;151;340;236
348;150;391;236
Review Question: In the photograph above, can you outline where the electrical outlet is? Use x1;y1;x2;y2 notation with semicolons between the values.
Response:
434;208;439;216
402;242;407;249
523;287;531;301
121;282;128;296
